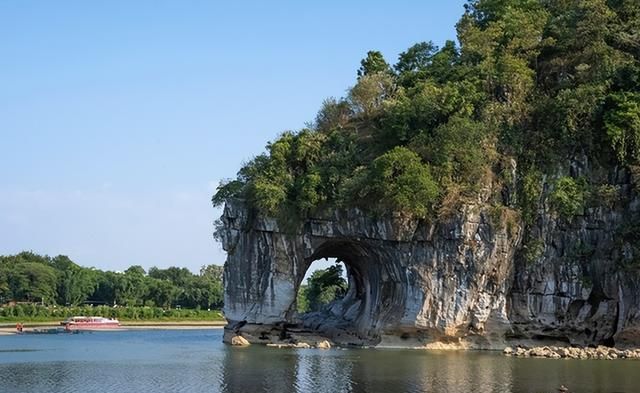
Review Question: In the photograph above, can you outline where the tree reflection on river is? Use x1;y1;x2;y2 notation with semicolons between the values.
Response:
0;329;637;393
220;332;636;393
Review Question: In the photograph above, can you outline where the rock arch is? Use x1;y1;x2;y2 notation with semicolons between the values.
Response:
219;200;522;347
294;239;407;343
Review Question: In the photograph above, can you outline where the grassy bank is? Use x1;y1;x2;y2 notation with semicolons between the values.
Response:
0;316;227;324
0;320;227;329
0;304;225;324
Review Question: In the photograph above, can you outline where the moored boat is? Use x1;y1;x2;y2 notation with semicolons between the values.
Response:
60;316;120;330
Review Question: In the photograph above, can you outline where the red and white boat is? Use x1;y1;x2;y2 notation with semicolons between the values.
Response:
60;316;120;330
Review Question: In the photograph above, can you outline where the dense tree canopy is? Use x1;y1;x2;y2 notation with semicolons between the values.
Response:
0;252;223;309
214;0;639;227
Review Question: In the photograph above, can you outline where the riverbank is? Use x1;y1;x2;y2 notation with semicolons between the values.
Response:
225;327;640;360
0;320;226;335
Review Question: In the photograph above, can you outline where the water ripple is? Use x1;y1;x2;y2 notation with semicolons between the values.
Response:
1;330;639;393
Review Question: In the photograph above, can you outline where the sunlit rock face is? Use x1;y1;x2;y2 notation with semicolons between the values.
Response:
509;167;640;348
219;166;640;349
219;197;522;348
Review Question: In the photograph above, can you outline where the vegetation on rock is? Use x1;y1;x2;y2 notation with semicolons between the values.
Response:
550;177;587;217
213;0;640;226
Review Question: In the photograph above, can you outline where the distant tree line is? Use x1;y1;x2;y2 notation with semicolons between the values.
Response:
0;251;223;309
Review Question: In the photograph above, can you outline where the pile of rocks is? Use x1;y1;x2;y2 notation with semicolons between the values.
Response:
229;334;332;350
266;340;332;350
504;345;640;360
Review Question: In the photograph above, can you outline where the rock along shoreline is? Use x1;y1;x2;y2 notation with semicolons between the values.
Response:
504;345;640;360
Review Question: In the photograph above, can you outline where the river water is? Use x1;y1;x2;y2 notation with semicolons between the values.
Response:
0;329;637;393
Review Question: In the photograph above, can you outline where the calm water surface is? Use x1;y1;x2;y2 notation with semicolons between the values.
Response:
0;329;637;393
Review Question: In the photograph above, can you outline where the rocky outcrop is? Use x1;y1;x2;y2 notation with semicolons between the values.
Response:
509;167;640;348
220;194;522;348
218;166;640;349
230;335;250;346
504;345;640;360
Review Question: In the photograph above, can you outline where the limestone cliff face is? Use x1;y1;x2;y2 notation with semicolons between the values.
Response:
510;167;640;348
220;198;522;347
219;167;640;348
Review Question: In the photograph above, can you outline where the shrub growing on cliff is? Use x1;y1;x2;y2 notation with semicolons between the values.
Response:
410;116;490;188
357;50;392;78
520;170;543;226
315;98;352;132
348;72;395;119
346;147;440;218
550;177;587;218
593;184;619;208
604;92;640;164
617;218;640;270
522;239;545;265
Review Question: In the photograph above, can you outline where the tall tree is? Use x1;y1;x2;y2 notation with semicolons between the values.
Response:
5;263;57;304
395;41;439;87
357;50;391;78
51;255;97;306
200;264;223;282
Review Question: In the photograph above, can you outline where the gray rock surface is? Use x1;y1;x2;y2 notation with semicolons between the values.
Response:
218;165;640;349
510;167;640;348
504;345;640;360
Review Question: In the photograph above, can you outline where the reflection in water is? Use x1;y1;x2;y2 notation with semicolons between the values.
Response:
294;350;353;393
221;345;355;393
221;346;296;392
221;346;640;393
345;349;514;393
1;330;639;393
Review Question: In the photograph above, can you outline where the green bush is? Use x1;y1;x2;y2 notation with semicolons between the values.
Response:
550;177;586;217
616;218;640;270
593;184;619;208
522;239;545;265
605;92;640;164
365;147;440;218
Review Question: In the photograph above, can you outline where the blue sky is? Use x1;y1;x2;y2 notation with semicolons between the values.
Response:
0;0;467;272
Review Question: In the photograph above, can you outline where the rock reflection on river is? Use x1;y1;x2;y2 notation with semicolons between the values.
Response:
0;329;637;393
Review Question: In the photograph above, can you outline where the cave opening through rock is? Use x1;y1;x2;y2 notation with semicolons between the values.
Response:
286;239;403;345
290;241;367;339
295;258;348;315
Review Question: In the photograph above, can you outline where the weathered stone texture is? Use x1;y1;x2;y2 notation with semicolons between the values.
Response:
219;167;640;348
510;170;640;347
221;198;522;347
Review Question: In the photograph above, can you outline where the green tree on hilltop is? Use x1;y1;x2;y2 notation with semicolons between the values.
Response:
357;50;391;78
213;0;640;224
